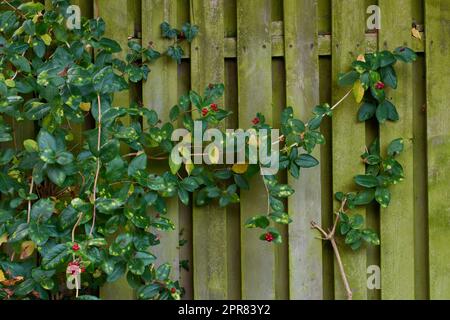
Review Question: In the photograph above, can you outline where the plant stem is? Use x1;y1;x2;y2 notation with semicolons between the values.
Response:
89;94;102;236
26;177;34;224
311;200;352;300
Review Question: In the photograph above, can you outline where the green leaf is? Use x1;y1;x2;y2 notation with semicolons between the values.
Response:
156;263;171;280
181;22;199;42
107;262;126;282
169;155;182;175
37;130;57;151
167;45;184;64
128;258;145;275
14;278;35;297
358;102;377;122
393;47;417;63
350;214;364;229
375;187;391;208
354;175;379;188
31;198;54;223
56;152;74;165
353;189;375;206
42;244;70;269
338;70;359;86
245;215;270;229
134;251;156;266
378;51;397;67
376;101;389;123
387;138;404;156
137;284;160;300
47;166;66;186
98;37;122;53
128;153;147;176
160;21;178;39
11;55;31;73
271;184;295;198
269;212;292;225
22;139;37;153
380;65;397;89
295;154;319;168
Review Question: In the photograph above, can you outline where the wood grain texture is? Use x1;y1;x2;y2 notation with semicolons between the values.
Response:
425;0;450;300
378;0;415;300
237;0;275;300
96;0;138;300
190;0;229;299
141;0;180;282
283;0;323;300
331;0;367;300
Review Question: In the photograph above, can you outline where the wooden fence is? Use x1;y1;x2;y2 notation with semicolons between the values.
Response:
44;0;449;300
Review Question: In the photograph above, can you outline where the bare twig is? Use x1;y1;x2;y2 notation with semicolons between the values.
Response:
89;94;102;236
26;177;34;224
311;200;352;300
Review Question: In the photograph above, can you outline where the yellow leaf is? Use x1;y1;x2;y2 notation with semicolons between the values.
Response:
5;79;15;87
357;54;366;62
411;27;422;40
185;163;194;176
0;233;8;247
79;102;91;112
0;269;5;282
207;145;220;164
20;241;35;260
40;34;52;46
353;80;365;103
232;163;249;174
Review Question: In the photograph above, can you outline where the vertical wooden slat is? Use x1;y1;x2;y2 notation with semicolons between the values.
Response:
319;57;335;300
426;0;450;300
331;0;367;300
237;0;275;300
177;61;193;299
96;0;138;300
224;59;242;300
72;0;94;152
141;0;180;281
378;0;415;300
412;56;428;300
190;0;228;299
283;0;322;300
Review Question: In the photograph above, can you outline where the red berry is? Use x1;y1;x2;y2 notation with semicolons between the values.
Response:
201;107;209;116
252;117;260;125
72;243;80;251
210;103;219;112
81;267;86;273
264;233;274;242
170;287;177;294
375;81;385;90
399;47;406;52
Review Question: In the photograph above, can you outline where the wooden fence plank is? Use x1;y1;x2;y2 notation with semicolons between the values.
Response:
331;0;367;300
96;0;139;300
425;0;450;300
283;0;323;300
141;0;180;283
378;0;415;300
237;0;275;300
190;0;228;300
412;56;428;300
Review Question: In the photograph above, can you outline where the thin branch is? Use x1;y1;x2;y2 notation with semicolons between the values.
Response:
26;177;34;224
311;198;352;300
259;165;270;215
1;0;26;19
89;94;102;236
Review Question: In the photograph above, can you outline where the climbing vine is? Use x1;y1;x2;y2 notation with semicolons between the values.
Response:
0;0;416;300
